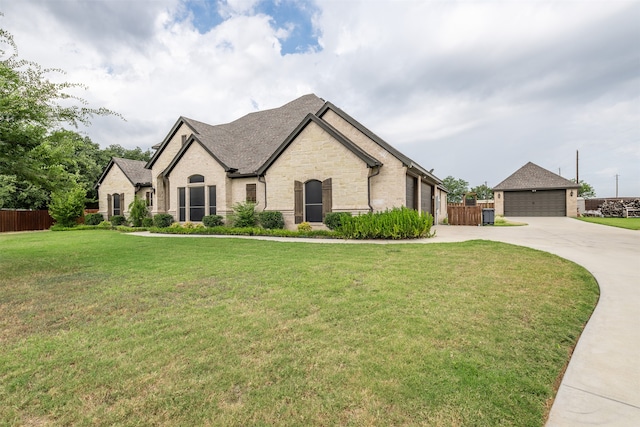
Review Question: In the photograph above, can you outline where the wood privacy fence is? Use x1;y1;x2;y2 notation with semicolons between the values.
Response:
447;202;495;226
0;210;54;232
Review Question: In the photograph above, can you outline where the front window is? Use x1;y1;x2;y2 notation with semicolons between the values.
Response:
246;183;256;203
208;186;216;215
305;180;323;222
178;188;186;221
113;193;121;216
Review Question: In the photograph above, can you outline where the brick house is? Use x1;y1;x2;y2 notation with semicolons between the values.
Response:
95;157;152;219
96;94;447;229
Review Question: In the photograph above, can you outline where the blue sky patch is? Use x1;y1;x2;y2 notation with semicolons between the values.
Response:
256;0;322;54
181;0;321;55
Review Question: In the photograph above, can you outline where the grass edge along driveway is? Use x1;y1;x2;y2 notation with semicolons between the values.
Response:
576;216;640;230
0;231;599;426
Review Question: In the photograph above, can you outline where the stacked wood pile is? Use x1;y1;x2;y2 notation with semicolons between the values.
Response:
598;199;640;217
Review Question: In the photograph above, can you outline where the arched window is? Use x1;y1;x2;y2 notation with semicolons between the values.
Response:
112;193;121;216
305;180;323;223
189;174;204;184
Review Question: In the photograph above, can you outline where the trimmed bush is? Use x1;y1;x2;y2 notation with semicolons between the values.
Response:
153;213;174;228
142;217;154;227
110;215;128;226
258;211;285;229
297;222;312;232
231;202;257;228
97;221;112;229
84;213;104;226
324;212;352;230
340;207;434;239
203;215;224;227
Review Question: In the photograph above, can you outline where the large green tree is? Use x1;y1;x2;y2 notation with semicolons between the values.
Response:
0;25;119;209
442;176;469;203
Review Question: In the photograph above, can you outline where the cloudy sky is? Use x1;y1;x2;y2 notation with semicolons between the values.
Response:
2;0;639;196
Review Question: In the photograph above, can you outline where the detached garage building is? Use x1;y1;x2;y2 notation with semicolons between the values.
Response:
493;162;580;217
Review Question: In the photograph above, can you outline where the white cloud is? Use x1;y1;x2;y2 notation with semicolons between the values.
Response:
1;0;638;196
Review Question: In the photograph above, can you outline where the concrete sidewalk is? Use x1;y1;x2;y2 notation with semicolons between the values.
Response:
131;218;640;425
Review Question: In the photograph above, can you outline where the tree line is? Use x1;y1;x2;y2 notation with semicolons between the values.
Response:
1;23;151;211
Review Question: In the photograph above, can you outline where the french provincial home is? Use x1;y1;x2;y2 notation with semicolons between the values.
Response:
96;94;447;229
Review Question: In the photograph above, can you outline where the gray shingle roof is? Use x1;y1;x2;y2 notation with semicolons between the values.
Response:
112;157;152;186
493;162;580;191
181;94;327;175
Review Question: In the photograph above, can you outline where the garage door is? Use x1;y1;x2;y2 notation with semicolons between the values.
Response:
504;190;566;216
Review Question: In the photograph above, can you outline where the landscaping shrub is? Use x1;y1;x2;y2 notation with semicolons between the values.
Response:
97;221;112;229
231;202;257;228
84;213;104;226
297;222;312;232
110;215;128;226
258;211;285;229
128;196;149;227
203;215;224;227
324;212;352;230
340;207;434;239
142;218;154;227
153;213;174;228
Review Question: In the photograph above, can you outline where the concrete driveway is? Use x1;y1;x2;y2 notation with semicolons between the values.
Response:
431;218;640;426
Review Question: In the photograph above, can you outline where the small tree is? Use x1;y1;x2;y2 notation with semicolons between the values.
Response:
48;185;85;227
470;183;493;201
128;196;149;227
571;179;596;199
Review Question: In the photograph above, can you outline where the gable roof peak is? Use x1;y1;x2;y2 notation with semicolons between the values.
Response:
493;161;580;191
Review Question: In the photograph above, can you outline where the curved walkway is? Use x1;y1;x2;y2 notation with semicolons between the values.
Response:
132;218;640;425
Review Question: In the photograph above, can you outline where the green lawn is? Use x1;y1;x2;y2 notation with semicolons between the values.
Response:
576;216;640;230
0;231;598;426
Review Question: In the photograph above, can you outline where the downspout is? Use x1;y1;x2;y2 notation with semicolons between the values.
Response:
258;174;267;210
367;165;381;212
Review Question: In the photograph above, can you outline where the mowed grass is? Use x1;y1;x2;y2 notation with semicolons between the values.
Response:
0;231;598;426
576;216;640;230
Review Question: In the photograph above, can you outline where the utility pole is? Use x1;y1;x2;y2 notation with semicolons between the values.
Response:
576;150;579;183
615;174;619;198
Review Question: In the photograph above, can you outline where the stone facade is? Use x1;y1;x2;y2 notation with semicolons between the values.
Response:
151;125;191;216
266;121;372;228
164;141;229;220
97;163;150;219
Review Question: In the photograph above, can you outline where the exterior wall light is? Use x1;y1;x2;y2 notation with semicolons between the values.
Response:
570;190;573;196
